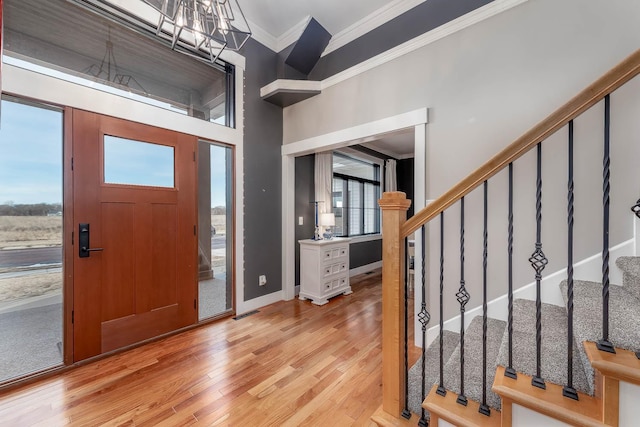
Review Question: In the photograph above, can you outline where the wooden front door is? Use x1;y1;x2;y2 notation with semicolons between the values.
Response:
72;110;197;361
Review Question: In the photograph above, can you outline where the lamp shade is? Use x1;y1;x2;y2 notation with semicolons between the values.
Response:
319;213;335;227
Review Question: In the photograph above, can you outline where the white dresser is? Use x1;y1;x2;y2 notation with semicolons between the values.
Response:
298;238;352;305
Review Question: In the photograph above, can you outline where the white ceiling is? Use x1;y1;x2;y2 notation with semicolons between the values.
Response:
362;129;415;159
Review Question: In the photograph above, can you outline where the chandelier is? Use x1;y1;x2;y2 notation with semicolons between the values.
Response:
141;0;251;63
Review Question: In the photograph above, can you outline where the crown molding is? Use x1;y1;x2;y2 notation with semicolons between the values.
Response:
320;0;530;91
247;16;311;53
247;19;278;52
322;0;426;57
277;16;312;52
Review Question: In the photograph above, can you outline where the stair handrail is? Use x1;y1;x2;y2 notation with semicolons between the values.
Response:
378;48;640;421
401;48;640;239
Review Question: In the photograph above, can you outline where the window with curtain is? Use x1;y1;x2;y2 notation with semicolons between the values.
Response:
332;152;381;237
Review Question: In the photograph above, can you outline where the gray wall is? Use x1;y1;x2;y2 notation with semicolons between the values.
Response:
283;0;640;320
240;39;284;300
350;240;382;270
295;155;316;285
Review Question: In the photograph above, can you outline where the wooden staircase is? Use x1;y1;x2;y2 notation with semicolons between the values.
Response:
373;48;640;426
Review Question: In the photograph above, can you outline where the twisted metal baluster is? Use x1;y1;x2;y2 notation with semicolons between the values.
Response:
456;197;469;406
418;224;431;427
529;143;547;389
479;181;491;416
402;237;412;419
597;95;616;354
632;199;640;219
505;163;517;379
437;213;447;396
563;121;579;400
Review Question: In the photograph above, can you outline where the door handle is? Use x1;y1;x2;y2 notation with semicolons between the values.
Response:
79;223;103;258
81;246;104;253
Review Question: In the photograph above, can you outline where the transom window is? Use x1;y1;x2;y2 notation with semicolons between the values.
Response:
332;153;381;237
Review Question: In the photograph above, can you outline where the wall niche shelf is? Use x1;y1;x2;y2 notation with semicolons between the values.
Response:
260;79;321;107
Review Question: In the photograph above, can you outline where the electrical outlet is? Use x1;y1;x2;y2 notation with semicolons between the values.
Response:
259;275;267;286
298;216;304;225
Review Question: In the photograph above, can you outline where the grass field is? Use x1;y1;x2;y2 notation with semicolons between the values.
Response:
0;272;61;302
0;216;62;249
0;215;225;249
211;214;226;235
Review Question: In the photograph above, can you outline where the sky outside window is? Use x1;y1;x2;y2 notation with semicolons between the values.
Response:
0;99;63;205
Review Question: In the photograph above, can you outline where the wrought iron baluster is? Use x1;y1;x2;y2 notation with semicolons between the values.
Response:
456;197;469;406
418;224;431;427
529;143;547;389
632;199;640;219
437;212;447;396
402;237;411;419
563;121;579;400
505;163;517;379
479;181;491;416
597;95;616;354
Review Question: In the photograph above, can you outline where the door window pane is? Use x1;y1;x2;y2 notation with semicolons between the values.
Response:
104;136;174;188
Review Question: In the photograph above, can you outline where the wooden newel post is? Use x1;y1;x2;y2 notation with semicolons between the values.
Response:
378;191;411;416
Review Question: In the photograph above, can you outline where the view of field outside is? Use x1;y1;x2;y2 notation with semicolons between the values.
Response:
210;212;227;273
208;143;229;277
0;100;64;308
0;214;63;303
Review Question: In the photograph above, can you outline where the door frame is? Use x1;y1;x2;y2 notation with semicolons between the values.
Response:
4;61;246;326
281;108;429;301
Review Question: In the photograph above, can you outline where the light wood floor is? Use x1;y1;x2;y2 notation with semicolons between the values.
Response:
0;270;394;426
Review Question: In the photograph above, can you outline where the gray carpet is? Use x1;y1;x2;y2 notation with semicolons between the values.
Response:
408;330;459;415
443;316;506;410
0;303;63;383
616;256;640;300
496;299;590;395
560;279;640;390
408;256;640;415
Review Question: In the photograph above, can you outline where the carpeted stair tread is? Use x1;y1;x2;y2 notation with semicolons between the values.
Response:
442;316;506;410
408;330;460;415
496;298;591;395
616;256;640;300
560;279;640;389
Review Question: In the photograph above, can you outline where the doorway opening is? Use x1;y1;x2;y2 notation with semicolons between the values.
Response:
0;97;64;382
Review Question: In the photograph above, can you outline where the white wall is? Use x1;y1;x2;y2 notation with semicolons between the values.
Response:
282;0;640;320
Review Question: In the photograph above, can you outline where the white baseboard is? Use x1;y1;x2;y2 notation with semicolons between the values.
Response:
350;261;383;277
236;290;283;316
423;238;635;347
237;260;382;315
